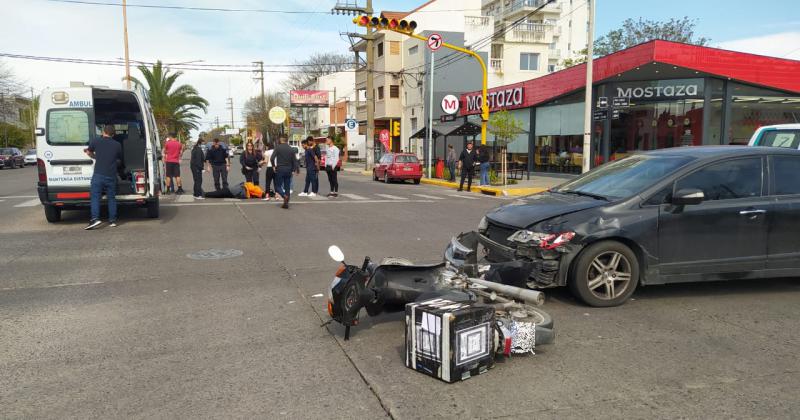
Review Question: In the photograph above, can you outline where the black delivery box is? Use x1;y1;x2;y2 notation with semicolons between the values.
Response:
404;298;496;383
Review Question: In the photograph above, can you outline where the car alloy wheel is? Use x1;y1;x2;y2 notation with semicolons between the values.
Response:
570;240;639;307
586;251;632;301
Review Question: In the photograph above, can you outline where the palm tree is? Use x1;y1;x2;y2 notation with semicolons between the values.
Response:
127;61;208;141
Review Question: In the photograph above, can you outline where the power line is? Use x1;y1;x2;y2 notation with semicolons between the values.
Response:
46;0;482;15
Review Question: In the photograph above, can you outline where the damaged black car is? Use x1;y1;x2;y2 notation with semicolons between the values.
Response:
447;146;800;307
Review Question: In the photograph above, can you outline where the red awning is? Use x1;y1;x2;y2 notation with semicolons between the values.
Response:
460;40;800;116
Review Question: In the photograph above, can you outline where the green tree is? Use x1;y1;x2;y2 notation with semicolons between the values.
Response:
243;92;289;145
127;61;209;141
488;110;524;187
561;17;709;68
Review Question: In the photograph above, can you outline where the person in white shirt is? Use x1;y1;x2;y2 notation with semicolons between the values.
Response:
261;142;275;201
324;135;340;197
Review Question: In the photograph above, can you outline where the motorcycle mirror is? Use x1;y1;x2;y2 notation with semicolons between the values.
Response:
328;245;345;263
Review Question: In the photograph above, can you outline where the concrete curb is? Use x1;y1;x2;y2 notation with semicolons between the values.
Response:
420;178;546;197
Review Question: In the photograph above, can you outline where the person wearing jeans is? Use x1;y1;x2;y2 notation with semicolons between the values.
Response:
299;138;320;197
190;137;205;199
324;136;340;197
446;144;457;182
270;136;298;209
84;124;123;230
478;145;491;186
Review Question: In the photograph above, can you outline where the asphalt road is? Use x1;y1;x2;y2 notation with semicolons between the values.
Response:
1;159;799;419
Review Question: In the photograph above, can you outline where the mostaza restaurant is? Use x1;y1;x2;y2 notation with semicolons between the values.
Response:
458;40;800;173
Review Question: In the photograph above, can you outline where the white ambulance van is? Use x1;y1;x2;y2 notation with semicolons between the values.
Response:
35;82;163;222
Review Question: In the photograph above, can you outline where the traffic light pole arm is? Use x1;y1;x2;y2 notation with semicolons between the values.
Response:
402;31;490;145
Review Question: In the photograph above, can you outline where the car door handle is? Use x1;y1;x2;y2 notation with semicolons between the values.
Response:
739;209;766;216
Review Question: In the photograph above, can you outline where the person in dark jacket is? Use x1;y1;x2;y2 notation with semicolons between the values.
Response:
205;138;230;191
458;142;478;192
190;137;205;199
240;141;260;184
270;136;299;209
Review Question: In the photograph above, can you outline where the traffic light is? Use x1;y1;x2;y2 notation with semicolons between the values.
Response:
392;120;400;137
353;15;417;34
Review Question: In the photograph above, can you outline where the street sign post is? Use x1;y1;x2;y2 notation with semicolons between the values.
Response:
441;94;459;115
344;118;358;131
427;33;443;51
611;109;621;120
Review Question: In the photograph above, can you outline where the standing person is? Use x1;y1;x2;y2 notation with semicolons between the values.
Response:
446;144;457;182
457;141;478;192
478;145;491;186
84;124;123;230
240;141;260;184
261;142;275;201
324;135;340;197
163;132;184;194
190;137;205;199
205;138;230;191
270;136;297;209
299;137;320;197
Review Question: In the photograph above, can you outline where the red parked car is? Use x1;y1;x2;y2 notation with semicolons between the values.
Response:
373;153;422;184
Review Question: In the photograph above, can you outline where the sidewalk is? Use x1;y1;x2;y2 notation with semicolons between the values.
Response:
421;172;575;196
342;165;575;196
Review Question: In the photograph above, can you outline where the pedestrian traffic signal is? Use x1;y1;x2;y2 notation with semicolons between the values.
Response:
353;15;417;34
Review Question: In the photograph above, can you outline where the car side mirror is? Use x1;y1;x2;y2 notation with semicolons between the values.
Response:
672;188;704;205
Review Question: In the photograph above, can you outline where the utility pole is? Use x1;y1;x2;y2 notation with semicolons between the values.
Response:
333;87;338;140
253;61;266;112
215;116;219;130
581;0;595;173
226;98;234;129
332;0;374;169
122;0;131;89
427;51;435;178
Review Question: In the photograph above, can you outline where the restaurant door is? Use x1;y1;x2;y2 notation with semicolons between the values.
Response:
608;99;704;160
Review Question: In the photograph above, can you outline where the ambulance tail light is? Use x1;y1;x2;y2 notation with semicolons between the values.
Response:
134;171;146;194
37;159;47;184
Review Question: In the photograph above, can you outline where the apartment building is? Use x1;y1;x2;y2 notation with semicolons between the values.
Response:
301;71;357;134
479;0;589;86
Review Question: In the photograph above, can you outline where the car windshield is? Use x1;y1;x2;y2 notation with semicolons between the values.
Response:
395;155;419;163
0;148;13;155
553;155;694;200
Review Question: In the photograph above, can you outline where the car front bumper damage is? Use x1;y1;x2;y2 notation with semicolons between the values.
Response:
445;231;577;289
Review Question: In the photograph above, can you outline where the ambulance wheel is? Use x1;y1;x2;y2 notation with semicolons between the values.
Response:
146;198;160;218
44;205;61;223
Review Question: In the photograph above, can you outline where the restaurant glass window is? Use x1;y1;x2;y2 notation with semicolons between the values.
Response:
728;83;800;145
534;97;585;172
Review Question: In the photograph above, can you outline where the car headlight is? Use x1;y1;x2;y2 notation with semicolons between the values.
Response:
508;230;576;249
478;216;488;233
507;230;549;244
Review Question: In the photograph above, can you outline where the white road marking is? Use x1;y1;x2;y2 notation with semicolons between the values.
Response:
162;199;435;207
0;195;38;199
412;194;445;200
14;199;41;207
175;194;195;203
339;193;369;200
446;194;480;200
0;280;106;291
223;198;240;202
375;193;408;200
0;200;4;203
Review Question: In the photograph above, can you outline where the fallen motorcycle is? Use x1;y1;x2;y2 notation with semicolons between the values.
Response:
324;245;554;351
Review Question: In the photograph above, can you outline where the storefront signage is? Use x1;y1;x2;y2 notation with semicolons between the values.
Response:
592;110;608;121
465;87;525;113
612;97;630;107
611;109;621;120
597;97;609;109
614;79;704;101
289;90;330;108
441;94;460;114
440;114;457;123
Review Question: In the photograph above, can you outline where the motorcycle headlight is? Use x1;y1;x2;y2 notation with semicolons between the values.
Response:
478;216;488;233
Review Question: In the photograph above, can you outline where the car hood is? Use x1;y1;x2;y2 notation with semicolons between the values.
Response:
486;191;607;229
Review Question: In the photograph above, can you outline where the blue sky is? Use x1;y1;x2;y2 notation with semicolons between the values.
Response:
2;0;798;130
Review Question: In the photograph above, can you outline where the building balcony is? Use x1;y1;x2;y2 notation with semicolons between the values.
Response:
490;58;503;73
465;15;491;27
548;49;562;60
505;23;553;43
504;0;562;18
355;66;366;90
355;102;367;122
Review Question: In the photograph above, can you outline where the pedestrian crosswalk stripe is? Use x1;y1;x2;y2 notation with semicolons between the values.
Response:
176;194;194;203
339;193;368;200
14;199;40;208
223;198;240;202
412;194;445;200
308;194;328;201
375;193;408;200
446;194;480;200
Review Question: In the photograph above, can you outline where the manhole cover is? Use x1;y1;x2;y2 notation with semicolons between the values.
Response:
187;249;244;260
